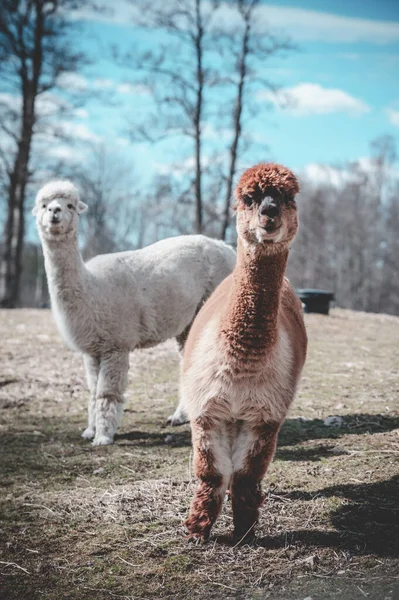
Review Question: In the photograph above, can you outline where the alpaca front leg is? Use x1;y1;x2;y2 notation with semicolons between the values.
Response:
82;355;100;439
185;420;231;541
167;400;188;426
92;352;129;447
231;422;280;540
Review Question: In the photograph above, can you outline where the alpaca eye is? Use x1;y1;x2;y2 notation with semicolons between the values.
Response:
67;204;73;209
243;196;253;207
42;204;46;209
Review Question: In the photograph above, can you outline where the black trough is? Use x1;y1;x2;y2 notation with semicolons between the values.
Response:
296;289;335;315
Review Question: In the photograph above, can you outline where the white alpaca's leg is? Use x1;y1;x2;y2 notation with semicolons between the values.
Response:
82;355;100;439
92;352;129;447
167;400;189;426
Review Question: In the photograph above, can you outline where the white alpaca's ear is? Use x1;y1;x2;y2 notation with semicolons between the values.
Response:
32;205;38;216
77;201;88;214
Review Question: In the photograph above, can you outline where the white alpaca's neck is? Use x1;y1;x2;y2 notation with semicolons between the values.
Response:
41;232;87;302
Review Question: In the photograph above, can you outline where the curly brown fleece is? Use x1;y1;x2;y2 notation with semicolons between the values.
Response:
234;162;300;209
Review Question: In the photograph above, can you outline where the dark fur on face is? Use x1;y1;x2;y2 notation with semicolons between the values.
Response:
233;162;299;210
233;163;299;249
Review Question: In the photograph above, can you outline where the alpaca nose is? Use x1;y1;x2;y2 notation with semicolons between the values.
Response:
50;206;62;222
259;199;280;219
258;197;281;228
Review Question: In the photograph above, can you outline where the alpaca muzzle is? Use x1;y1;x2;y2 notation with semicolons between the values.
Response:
258;197;281;231
48;205;62;225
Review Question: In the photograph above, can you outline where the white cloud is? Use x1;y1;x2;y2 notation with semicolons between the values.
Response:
93;78;114;89
260;5;399;44
213;3;399;45
59;121;101;143
116;82;151;96
71;1;399;44
301;157;399;189
56;72;88;91
74;108;88;119
44;145;86;162
70;1;140;25
301;163;350;187
202;123;233;141
93;79;151;96
153;155;212;176
386;108;399;128
116;137;130;147
0;92;17;106
259;83;370;117
35;93;71;118
0;92;72;119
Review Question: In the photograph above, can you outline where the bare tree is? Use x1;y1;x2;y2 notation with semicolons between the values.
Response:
57;143;146;257
0;0;86;307
121;0;292;239
119;0;222;234
219;0;292;240
287;136;399;316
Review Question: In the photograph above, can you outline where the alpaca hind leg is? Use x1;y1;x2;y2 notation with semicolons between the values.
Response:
82;355;100;439
175;322;191;354
169;324;192;426
185;419;231;541
92;352;129;447
230;422;280;540
170;320;195;426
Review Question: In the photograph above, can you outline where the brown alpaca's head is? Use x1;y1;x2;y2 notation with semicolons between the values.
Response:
234;163;299;251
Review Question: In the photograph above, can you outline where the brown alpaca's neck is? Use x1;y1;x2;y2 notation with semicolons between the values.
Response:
221;238;289;369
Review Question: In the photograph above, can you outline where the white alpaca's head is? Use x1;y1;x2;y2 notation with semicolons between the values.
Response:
33;181;87;240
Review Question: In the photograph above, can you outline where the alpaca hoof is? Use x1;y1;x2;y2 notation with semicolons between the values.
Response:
167;411;189;426
82;427;95;439
233;527;257;545
92;434;114;446
184;518;211;543
186;533;208;544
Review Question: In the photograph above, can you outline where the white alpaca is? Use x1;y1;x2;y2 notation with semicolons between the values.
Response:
33;180;236;446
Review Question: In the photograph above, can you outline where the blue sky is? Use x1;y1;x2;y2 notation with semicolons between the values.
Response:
42;0;399;183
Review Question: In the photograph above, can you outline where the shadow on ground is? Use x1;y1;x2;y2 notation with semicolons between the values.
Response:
216;475;399;559
116;429;191;447
120;412;399;449
278;412;399;446
1;412;397;484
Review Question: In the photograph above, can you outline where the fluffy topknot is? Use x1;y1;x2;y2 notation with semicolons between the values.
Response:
234;163;299;208
35;180;79;205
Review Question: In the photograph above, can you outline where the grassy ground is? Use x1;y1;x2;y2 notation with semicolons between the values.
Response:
0;308;398;600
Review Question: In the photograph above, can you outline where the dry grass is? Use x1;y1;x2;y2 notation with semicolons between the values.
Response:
0;308;398;600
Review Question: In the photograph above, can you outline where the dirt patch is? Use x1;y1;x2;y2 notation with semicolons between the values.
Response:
0;308;398;599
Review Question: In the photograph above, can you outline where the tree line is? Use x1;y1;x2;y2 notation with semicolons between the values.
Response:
287;136;399;315
1;0;398;315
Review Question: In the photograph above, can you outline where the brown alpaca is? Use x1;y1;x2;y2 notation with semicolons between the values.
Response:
180;163;307;541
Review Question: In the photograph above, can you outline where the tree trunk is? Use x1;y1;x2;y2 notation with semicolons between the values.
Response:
0;102;35;307
194;0;204;234
0;2;43;307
